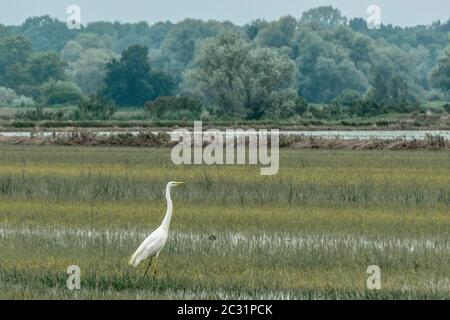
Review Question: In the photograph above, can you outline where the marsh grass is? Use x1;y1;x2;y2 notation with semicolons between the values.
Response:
0;146;449;299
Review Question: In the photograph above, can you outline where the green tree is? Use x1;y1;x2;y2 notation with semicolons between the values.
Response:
348;34;373;66
294;28;369;103
20;15;76;52
101;45;174;106
0;24;10;40
184;33;252;117
185;33;299;119
300;6;347;28
62;34;118;95
61;40;83;62
443;103;450;113
367;70;388;104
71;49;116;95
150;19;240;85
293;95;309;116
386;74;410;111
27;52;66;85
0;35;33;88
75;33;114;50
349;18;369;33
333;90;362;107
246;47;300;118
430;46;450;97
245;19;269;40
255;16;297;49
368;70;410;111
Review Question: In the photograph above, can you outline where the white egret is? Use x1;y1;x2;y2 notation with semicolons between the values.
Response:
128;181;185;276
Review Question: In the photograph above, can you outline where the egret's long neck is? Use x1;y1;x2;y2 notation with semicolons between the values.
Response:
161;185;173;232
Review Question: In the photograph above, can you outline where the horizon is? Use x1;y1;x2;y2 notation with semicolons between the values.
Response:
1;0;450;27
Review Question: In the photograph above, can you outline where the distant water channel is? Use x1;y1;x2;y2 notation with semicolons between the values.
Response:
0;130;449;140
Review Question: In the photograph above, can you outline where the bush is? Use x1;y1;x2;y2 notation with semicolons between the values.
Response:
325;89;421;118
349;100;383;117
309;105;332;120
259;91;308;119
294;95;309;116
334;90;361;108
16;106;64;121
0;87;17;105
144;96;202;120
40;80;84;106
0;86;34;107
11;95;34;107
77;95;117;120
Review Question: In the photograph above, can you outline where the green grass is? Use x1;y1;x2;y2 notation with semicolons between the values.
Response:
1;106;449;130
0;146;449;299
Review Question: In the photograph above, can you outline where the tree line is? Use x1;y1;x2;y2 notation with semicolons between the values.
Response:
0;6;449;121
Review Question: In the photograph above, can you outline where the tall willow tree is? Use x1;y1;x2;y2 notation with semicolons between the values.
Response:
184;33;300;119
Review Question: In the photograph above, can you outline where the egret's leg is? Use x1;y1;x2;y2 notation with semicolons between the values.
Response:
153;255;159;277
144;257;153;277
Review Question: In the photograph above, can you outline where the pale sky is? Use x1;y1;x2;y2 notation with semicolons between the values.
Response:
0;0;449;27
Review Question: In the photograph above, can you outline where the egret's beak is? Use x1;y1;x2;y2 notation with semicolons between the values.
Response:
174;182;185;186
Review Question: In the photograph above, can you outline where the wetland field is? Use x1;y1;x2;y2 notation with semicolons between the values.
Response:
0;146;449;299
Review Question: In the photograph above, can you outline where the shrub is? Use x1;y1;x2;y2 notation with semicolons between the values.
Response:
77;95;117;120
144;96;202;120
40;80;84;106
350;100;383;117
16;106;64;121
261;91;308;119
11;95;34;107
334;90;362;108
0;87;17;105
309;105;332;120
294;95;309;116
0;86;34;107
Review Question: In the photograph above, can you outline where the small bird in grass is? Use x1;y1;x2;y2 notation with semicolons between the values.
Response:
128;181;185;277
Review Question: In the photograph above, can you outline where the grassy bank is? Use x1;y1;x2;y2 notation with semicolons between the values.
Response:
0;107;449;131
0;146;449;299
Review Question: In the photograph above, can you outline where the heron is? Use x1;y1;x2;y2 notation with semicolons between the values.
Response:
128;181;185;276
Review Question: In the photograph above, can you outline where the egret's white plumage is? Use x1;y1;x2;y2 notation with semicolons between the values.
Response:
129;228;167;267
128;181;184;275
